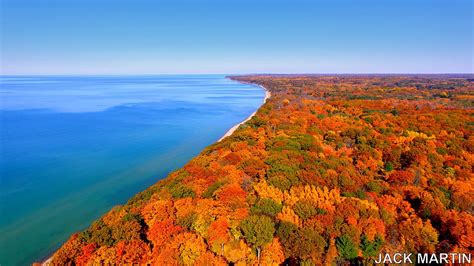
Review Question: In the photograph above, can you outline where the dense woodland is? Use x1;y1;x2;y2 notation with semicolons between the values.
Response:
47;75;473;265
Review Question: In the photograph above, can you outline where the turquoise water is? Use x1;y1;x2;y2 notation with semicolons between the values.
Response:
0;75;264;265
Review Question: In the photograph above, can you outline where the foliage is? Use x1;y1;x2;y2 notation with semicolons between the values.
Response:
250;198;282;217
293;200;322;220
360;234;383;258
168;183;196;199
285;227;326;261
176;212;197;230
202;180;226;198
336;234;358;260
240;215;275;248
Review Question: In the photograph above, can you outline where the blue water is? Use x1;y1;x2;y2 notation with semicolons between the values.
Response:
0;75;264;265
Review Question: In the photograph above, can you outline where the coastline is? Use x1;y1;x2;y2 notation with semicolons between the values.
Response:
41;82;269;266
218;85;271;142
41;257;52;266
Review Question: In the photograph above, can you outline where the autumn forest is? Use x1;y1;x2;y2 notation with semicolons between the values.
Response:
49;75;473;265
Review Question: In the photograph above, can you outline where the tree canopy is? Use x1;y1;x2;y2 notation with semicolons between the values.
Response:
49;75;474;265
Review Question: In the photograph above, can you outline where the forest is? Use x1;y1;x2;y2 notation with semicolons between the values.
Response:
45;75;473;265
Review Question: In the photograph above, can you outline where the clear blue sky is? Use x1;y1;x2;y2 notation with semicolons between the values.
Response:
1;0;472;74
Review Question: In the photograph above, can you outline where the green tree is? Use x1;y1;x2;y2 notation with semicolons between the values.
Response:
250;198;282;217
293;200;320;220
168;183;196;199
240;215;275;262
384;161;394;172
240;215;275;248
336;234;358;260
360;234;383;258
86;220;115;246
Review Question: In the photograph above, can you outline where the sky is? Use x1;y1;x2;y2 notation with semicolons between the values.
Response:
0;0;472;74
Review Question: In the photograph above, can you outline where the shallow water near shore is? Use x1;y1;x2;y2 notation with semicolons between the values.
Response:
0;75;264;265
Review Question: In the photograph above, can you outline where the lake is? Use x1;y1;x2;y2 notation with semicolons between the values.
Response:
0;75;264;265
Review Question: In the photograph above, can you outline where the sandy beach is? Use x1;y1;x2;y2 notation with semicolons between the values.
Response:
218;85;271;142
41;257;52;266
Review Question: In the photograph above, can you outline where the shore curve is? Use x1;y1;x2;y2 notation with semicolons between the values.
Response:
218;85;271;142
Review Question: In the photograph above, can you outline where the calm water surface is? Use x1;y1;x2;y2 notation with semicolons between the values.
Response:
0;75;264;265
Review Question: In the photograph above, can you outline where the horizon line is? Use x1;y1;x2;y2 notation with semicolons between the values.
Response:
1;72;473;77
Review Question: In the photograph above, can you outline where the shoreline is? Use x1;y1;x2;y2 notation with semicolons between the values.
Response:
217;84;270;142
41;83;269;265
41;256;52;266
